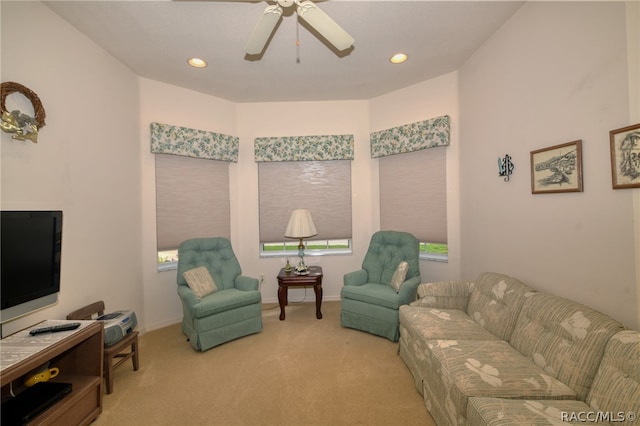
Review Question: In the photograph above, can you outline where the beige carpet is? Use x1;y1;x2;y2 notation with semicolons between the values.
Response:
94;301;435;426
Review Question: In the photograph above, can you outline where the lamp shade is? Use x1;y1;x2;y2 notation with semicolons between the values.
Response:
285;209;318;239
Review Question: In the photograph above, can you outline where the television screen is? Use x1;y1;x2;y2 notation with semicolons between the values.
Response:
1;211;63;324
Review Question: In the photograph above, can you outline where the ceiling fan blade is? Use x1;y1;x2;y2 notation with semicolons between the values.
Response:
296;1;353;51
245;4;283;55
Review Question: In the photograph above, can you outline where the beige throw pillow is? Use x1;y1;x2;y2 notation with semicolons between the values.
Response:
390;261;409;293
183;266;217;298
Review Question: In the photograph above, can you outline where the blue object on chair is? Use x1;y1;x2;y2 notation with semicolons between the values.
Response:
340;231;421;342
177;237;263;351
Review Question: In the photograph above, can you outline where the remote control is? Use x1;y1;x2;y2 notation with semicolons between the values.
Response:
29;322;81;336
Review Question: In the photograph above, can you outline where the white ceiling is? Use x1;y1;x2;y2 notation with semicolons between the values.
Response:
44;0;524;103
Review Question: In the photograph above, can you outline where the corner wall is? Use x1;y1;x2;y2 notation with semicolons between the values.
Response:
0;2;143;336
459;1;638;328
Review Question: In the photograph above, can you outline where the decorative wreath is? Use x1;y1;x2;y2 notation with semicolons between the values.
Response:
1;81;46;129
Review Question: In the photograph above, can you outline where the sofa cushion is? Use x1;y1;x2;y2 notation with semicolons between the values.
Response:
414;280;475;311
422;339;576;426
509;293;625;401
586;330;640;420
465;272;536;341
465;330;640;425
466;397;603;425
398;305;502;398
400;305;502;342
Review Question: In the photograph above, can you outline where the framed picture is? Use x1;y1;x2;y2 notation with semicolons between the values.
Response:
609;123;640;189
530;140;583;194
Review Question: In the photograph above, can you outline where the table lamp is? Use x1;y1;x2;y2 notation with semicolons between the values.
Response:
284;208;317;274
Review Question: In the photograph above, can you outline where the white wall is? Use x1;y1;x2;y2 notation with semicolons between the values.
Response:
458;1;639;329
1;2;143;336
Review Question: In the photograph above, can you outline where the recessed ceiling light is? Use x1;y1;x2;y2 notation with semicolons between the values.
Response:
187;57;207;68
390;53;408;64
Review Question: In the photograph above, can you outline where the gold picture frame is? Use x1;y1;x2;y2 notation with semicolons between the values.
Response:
530;140;583;194
609;123;640;189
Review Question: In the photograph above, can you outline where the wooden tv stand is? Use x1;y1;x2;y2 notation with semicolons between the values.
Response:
1;320;104;425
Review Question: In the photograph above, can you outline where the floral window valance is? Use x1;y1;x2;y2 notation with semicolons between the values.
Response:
370;115;450;158
254;134;354;162
150;122;239;163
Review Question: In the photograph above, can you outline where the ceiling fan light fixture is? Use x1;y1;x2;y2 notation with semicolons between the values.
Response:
390;53;408;64
187;57;207;68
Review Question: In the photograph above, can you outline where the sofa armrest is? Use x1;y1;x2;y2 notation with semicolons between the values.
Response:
398;275;422;305
411;280;474;310
235;275;259;291
344;269;368;286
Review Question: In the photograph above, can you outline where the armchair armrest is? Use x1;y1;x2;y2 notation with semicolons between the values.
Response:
398;275;422;305
235;275;260;291
177;285;199;313
411;280;474;310
344;269;368;286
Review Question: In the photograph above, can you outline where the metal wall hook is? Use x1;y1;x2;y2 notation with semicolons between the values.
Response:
498;154;515;182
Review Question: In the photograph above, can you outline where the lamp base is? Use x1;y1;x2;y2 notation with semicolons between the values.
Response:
294;255;309;275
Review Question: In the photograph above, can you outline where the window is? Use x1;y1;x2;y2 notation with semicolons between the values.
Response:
379;147;447;261
258;160;352;257
155;154;230;270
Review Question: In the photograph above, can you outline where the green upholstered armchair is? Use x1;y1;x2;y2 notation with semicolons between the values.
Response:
177;237;262;351
340;231;421;342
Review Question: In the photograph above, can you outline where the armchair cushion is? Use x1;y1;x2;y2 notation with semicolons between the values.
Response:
183;266;217;298
341;283;401;310
191;288;261;318
390;261;408;293
362;231;420;286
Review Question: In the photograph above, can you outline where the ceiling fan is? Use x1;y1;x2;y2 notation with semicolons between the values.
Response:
245;0;354;56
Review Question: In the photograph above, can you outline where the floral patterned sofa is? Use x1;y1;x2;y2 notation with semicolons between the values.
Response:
398;272;640;425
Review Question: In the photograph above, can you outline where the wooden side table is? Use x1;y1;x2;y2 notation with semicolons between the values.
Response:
277;266;323;321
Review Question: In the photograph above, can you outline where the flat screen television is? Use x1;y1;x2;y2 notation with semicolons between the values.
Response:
1;210;63;324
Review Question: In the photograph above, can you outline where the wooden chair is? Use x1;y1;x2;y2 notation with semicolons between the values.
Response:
67;301;139;394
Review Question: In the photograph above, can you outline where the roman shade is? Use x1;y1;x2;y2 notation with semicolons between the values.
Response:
258;160;351;243
155;154;230;251
379;147;447;244
255;134;354;244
